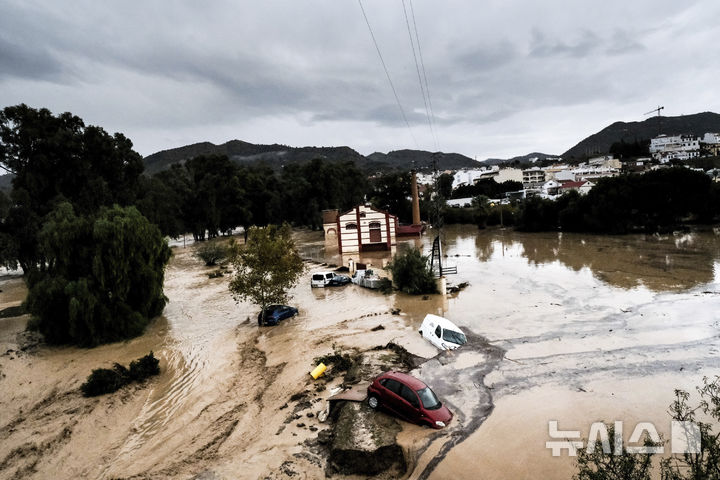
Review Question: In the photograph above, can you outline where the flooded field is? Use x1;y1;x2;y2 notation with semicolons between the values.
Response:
1;225;719;479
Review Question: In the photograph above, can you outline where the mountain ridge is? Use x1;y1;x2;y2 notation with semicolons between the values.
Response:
141;111;720;174
562;111;720;160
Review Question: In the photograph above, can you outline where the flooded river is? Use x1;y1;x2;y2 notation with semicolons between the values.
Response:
302;225;720;479
1;225;719;479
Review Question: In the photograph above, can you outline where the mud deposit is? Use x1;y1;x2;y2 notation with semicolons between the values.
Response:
1;226;719;479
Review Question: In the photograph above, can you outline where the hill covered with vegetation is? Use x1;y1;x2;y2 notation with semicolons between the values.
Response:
563;112;720;161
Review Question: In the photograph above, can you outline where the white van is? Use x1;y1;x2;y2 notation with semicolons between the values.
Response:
311;271;335;288
419;314;467;350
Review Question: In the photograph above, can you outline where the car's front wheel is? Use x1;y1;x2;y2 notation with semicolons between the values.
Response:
368;395;379;409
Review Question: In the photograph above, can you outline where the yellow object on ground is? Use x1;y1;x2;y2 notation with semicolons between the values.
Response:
310;363;327;379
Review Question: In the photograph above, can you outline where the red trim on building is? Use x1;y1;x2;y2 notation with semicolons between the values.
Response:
355;206;363;252
385;212;391;249
336;212;342;254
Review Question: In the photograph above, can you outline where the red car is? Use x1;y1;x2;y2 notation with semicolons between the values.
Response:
367;371;453;429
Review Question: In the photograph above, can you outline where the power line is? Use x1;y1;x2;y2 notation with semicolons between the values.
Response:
401;0;436;151
408;0;439;151
357;0;418;149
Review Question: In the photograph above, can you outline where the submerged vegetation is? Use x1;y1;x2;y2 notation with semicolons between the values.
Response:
194;240;229;266
81;352;160;397
387;247;438;295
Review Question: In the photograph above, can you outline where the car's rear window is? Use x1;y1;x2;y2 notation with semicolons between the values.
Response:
312;274;325;281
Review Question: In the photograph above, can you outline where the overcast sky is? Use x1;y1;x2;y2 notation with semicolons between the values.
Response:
1;1;719;161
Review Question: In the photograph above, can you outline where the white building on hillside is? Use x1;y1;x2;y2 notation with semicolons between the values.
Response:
572;165;620;181
452;166;499;189
543;164;572;180
522;167;545;188
650;134;700;162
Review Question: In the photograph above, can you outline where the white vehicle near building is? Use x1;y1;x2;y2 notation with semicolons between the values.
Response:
311;272;335;288
419;314;467;350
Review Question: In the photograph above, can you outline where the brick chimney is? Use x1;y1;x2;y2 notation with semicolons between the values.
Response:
411;170;421;225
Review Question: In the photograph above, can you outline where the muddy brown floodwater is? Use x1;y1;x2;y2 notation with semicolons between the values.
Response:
1;225;719;479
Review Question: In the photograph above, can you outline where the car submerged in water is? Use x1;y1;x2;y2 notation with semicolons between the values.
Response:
419;314;467;350
257;305;298;326
366;371;453;429
311;271;351;288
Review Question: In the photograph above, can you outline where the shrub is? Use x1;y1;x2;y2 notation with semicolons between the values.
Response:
81;364;130;397
378;278;393;294
81;352;160;397
194;241;228;266
387;247;438;295
129;352;160;381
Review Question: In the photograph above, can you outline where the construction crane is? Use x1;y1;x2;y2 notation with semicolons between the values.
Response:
644;106;664;117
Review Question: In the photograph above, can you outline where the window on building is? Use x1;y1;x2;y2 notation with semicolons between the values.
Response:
345;223;357;230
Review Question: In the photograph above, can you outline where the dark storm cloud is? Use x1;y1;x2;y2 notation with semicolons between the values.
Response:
0;35;65;80
0;0;718;158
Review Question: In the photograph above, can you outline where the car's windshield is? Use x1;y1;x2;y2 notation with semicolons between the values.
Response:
416;387;441;410
442;329;467;345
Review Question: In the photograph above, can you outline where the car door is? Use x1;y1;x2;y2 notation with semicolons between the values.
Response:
398;384;423;424
381;379;407;418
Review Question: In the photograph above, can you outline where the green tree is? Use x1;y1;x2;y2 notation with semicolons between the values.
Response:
194;240;228;266
437;173;454;199
472;195;491;228
574;424;657;480
0;104;144;273
280;158;368;229
515;196;560;232
135;165;190;238
25;203;171;346
184;154;249;240
387;247;438;295
228;224;305;325
370;172;412;223
660;377;720;480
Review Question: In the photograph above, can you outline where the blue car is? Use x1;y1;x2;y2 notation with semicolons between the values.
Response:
258;305;298;326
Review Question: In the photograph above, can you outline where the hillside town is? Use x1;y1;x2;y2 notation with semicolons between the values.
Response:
433;131;720;207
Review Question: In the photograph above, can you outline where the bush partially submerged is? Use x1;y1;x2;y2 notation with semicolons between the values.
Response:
387;247;438;295
81;352;160;397
129;352;161;380
194;241;228;266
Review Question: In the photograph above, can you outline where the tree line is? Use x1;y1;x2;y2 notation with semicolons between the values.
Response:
514;167;720;233
0;105;372;346
136;155;369;240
